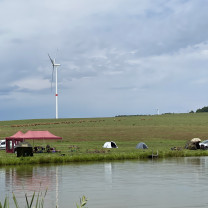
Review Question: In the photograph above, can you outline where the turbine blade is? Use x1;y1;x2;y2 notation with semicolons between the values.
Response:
48;53;54;66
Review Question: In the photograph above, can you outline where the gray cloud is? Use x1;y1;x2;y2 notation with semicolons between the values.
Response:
0;0;208;120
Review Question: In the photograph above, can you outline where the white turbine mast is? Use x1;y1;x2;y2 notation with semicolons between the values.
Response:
48;53;61;119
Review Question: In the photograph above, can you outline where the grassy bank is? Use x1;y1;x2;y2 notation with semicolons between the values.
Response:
1;146;208;166
1;113;208;165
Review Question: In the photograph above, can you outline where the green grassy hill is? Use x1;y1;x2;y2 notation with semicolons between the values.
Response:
1;113;208;165
1;113;208;141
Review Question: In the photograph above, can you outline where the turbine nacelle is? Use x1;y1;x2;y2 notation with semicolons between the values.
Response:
48;54;61;67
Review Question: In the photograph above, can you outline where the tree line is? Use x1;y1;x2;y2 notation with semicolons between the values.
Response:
190;106;208;113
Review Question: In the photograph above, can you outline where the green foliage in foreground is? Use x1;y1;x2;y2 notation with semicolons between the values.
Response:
76;196;88;208
0;192;87;208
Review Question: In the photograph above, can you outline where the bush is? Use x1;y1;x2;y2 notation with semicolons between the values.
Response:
196;106;208;113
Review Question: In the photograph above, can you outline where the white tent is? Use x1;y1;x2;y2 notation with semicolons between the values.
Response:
191;138;201;143
103;141;118;148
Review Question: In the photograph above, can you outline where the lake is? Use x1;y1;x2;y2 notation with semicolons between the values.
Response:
0;157;208;208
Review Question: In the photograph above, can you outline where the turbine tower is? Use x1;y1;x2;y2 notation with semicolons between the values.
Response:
48;54;61;119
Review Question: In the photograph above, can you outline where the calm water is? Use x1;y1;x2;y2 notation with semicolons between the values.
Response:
1;157;208;208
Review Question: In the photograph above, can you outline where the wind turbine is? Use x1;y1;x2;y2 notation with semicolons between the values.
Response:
48;53;61;119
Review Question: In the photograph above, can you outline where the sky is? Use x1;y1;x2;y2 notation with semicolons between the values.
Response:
1;0;208;121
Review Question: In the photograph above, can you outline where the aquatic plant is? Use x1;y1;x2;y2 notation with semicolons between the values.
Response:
0;192;87;208
76;196;88;208
0;196;9;208
0;190;48;208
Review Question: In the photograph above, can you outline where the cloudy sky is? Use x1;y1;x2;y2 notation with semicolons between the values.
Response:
1;0;208;121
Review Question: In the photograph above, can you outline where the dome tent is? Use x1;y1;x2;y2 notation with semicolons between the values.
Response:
103;141;118;148
136;142;148;149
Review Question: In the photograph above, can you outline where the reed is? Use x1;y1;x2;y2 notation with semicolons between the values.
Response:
0;192;87;208
76;196;88;208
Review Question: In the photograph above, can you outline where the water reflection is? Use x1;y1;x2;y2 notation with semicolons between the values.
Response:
1;157;208;208
104;162;112;185
5;165;53;191
2;165;58;208
56;167;59;208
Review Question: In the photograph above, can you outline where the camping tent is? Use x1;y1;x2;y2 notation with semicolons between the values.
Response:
5;131;25;153
20;131;62;140
5;131;62;153
136;142;148;149
103;141;118;148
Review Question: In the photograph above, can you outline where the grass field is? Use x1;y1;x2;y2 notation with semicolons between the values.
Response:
1;113;208;165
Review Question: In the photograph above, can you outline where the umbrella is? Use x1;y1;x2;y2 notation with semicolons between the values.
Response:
191;138;201;143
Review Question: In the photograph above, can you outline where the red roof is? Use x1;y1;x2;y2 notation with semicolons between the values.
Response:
6;131;62;140
10;131;24;138
21;131;62;140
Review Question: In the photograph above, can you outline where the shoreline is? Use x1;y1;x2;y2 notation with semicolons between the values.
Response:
1;149;208;166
